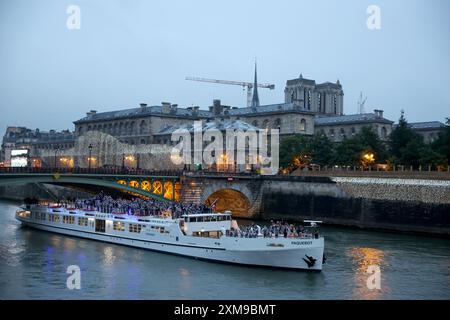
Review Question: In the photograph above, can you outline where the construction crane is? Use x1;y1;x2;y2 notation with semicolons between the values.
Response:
185;76;275;107
357;91;368;114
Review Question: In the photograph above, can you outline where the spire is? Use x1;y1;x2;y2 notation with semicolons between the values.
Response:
251;61;260;108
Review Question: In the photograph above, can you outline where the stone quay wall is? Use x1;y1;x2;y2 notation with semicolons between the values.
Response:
259;177;450;236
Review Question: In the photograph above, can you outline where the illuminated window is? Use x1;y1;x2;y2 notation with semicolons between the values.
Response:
48;214;60;223
63;215;75;224
78;217;88;226
113;221;125;231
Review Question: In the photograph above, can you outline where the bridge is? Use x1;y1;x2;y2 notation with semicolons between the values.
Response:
0;167;181;202
1;167;450;233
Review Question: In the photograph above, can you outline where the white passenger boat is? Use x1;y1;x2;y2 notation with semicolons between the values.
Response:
16;204;325;271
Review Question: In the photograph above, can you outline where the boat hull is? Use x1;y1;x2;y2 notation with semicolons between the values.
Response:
18;218;324;271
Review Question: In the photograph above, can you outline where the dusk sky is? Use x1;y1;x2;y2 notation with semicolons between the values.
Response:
1;0;449;135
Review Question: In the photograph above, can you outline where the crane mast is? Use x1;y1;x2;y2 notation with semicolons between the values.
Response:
357;91;368;114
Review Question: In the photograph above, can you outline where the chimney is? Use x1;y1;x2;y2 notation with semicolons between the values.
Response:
161;102;171;114
193;106;200;116
212;99;223;116
86;110;97;116
171;104;178;113
140;103;147;108
374;109;384;118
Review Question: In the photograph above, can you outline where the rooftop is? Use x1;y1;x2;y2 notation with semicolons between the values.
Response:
155;119;261;136
74;105;211;123
315;113;393;126
74;101;317;124
408;121;446;130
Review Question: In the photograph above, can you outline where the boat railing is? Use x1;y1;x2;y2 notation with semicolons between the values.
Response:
225;230;318;239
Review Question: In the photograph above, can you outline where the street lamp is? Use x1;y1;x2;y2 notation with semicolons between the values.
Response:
88;144;93;172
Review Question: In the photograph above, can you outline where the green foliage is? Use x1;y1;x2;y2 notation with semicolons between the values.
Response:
431;117;450;164
278;113;449;169
389;112;446;167
309;133;335;166
279;135;311;169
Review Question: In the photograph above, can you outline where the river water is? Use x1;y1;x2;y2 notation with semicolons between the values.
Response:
0;200;449;300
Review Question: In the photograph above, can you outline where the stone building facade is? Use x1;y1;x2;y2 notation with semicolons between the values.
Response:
404;121;446;144
0;127;75;167
5;74;443;171
315;110;394;142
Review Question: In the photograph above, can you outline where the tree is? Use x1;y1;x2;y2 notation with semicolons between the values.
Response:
389;111;431;167
432;118;450;165
310;133;335;166
333;137;363;166
279;133;334;170
279;135;311;169
331;126;386;167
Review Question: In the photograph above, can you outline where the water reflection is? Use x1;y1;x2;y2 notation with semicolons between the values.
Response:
347;247;389;299
1;201;450;299
102;247;116;265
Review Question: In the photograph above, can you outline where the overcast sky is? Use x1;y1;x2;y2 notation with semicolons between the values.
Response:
1;0;449;135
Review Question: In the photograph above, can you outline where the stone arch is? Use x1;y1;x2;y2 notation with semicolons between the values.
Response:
204;188;251;216
200;182;256;217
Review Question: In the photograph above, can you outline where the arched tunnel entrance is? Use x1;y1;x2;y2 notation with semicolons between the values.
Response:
205;189;251;216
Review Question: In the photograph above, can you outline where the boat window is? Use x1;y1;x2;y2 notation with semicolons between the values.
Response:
192;230;222;238
129;223;142;233
48;214;60;222
113;221;125;231
78;217;88;226
63;215;75;224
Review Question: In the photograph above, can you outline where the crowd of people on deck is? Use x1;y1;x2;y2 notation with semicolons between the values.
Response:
227;221;314;239
61;192;211;219
56;193;317;239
